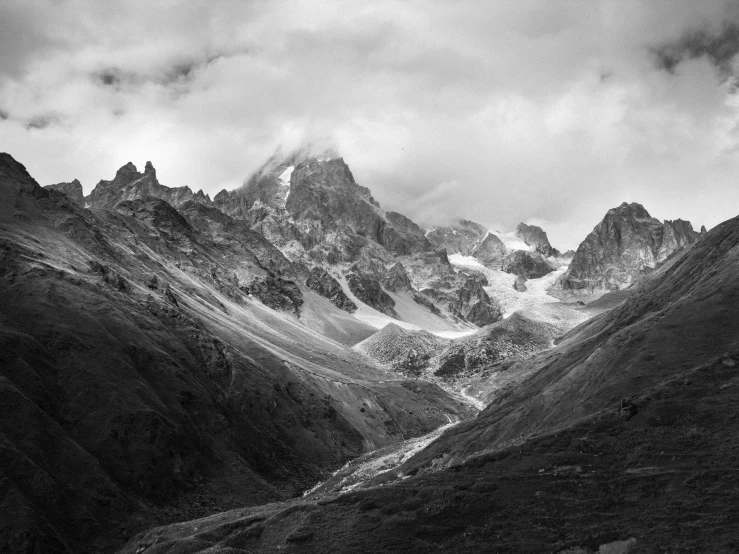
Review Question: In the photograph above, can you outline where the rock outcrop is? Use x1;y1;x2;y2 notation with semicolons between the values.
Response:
556;202;702;295
381;262;412;292
402;250;503;326
501;250;556;279
472;232;507;266
346;268;397;317
305;267;357;313
44;179;84;205
513;275;528;292
515;222;559;256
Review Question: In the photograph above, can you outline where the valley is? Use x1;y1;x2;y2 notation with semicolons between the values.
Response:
0;147;732;554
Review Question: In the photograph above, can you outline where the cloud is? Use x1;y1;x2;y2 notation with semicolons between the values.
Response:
652;21;739;77
2;0;739;249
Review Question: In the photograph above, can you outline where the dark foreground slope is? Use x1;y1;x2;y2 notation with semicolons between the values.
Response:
0;154;473;553
122;215;739;552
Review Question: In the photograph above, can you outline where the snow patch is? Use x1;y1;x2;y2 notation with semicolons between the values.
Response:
448;253;486;270
434;329;478;339
491;230;533;252
278;165;294;203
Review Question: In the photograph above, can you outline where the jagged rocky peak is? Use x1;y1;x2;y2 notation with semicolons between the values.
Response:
222;145;338;214
555;201;702;297
217;144;431;258
85;160;211;210
44;178;84;206
426;218;488;255
515;222;559;257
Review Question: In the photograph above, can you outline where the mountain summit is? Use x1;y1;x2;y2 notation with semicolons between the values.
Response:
556;202;702;296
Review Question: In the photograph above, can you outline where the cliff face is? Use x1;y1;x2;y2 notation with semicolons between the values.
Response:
501;250;556;279
44;179;84;205
515;222;558;256
305;267;357;312
472;233;507;266
557;202;702;294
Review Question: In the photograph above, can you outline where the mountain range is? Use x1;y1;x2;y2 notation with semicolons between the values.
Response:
1;146;731;554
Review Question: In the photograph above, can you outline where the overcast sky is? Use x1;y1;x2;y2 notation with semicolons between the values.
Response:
3;1;739;249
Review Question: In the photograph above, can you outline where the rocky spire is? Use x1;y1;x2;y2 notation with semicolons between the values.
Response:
85;161;211;210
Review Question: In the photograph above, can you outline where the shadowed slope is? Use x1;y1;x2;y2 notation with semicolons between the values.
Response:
0;153;472;553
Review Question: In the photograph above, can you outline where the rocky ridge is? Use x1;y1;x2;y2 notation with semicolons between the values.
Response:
85;161;212;210
44;179;84;205
426;219;562;280
61;149;502;332
555;202;703;298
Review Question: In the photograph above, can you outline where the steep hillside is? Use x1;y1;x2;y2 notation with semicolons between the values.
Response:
44;179;84;205
0;153;473;553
